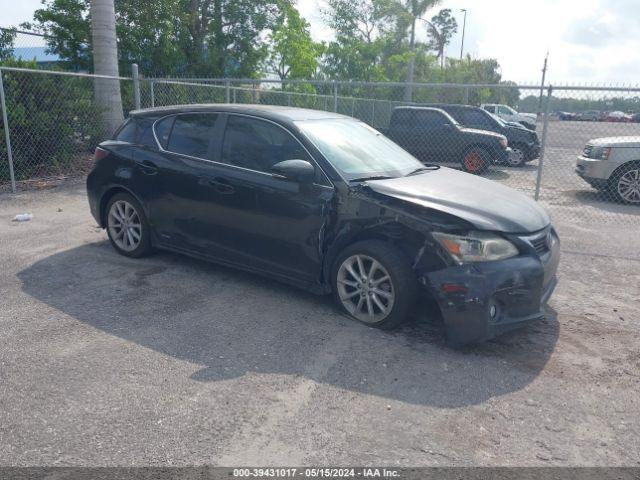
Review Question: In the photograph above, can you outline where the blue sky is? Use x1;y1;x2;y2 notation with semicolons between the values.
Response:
4;0;640;84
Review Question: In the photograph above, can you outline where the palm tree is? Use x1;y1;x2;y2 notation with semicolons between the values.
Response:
399;0;441;101
91;0;123;135
426;9;458;69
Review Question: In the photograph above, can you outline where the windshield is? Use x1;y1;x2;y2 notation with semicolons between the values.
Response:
296;119;425;181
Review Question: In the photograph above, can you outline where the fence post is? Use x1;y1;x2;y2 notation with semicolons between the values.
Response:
149;80;155;108
534;85;553;201
252;81;257;103
132;63;141;110
333;81;338;112
0;69;16;193
371;101;376;127
464;86;470;104
225;79;230;103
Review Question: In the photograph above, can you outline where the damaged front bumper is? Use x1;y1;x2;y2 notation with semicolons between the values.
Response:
420;228;560;344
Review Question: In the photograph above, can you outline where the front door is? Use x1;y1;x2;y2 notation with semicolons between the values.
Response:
193;114;334;283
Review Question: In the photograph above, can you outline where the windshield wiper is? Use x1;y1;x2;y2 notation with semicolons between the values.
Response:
405;165;440;176
349;175;396;183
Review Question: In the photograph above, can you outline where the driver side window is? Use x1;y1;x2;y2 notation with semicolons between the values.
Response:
221;115;310;173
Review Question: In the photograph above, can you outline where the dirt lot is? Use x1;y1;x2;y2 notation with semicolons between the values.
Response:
0;157;639;466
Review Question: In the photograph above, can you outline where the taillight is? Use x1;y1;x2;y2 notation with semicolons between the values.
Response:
94;147;109;162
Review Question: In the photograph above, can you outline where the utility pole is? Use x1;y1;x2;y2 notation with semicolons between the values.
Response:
459;9;467;60
537;51;549;115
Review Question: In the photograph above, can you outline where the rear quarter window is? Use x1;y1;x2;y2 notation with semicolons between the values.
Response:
154;116;175;149
115;120;137;142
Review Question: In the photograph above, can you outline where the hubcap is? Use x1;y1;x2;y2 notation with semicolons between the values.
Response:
618;169;640;204
336;254;395;323
108;200;142;252
508;148;525;166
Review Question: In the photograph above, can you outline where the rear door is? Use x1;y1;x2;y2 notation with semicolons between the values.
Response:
132;112;223;252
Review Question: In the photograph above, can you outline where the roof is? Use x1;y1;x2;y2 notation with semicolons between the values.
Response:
129;104;348;123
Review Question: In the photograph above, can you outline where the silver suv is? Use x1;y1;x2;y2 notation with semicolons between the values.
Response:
576;136;640;204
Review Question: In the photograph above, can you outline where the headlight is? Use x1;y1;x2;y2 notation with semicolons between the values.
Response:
432;231;519;264
593;146;612;160
499;136;508;148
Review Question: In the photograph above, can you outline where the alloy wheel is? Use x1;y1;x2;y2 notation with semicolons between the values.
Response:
108;200;143;252
336;254;395;323
617;169;640;204
508;147;525;167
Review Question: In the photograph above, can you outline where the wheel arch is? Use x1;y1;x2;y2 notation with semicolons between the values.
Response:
321;220;446;292
99;185;147;228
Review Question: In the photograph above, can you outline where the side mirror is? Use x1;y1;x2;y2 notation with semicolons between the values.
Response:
271;159;315;183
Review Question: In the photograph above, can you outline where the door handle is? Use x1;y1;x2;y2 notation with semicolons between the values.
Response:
136;160;158;175
208;177;235;195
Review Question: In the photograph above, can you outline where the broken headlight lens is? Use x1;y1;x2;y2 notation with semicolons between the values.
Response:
432;231;519;264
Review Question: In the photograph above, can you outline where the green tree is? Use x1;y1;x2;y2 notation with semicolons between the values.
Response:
0;28;17;61
425;8;457;69
28;0;284;77
266;3;323;80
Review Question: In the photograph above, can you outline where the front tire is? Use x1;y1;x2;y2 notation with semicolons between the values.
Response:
105;193;153;257
507;144;527;167
332;240;417;330
610;164;640;204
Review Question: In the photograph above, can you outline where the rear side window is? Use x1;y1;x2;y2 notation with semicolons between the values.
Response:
115;120;137;142
415;110;447;127
460;109;494;127
484;105;496;114
137;118;158;147
221;115;309;173
393;110;415;127
166;114;218;158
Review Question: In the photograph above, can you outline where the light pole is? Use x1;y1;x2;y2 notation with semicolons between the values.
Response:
459;8;467;60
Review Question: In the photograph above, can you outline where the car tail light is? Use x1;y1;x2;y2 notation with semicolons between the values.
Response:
94;147;109;162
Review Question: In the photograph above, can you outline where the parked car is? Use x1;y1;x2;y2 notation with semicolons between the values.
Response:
422;104;540;167
481;103;537;130
383;107;509;174
87;104;560;344
601;111;632;123
574;110;601;122
632;113;640;123
576;136;640;204
556;111;576;121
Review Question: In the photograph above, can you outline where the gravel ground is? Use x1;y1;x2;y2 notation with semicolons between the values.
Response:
0;173;638;466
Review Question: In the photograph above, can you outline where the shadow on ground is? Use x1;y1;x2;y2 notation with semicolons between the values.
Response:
18;241;559;408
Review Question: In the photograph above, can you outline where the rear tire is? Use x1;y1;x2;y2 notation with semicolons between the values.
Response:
461;147;490;174
105;193;153;257
332;240;418;330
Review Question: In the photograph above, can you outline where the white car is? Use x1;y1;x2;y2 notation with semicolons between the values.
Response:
481;104;537;130
576;136;640;204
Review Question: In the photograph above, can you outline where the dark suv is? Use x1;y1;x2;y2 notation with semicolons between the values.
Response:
384;107;509;174
87;104;559;344
424;104;540;167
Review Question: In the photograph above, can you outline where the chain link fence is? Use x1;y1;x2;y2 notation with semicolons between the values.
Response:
1;67;639;253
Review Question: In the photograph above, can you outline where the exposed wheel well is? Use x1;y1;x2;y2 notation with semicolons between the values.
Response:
324;222;445;290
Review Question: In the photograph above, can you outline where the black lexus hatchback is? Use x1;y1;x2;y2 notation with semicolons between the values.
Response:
87;104;559;344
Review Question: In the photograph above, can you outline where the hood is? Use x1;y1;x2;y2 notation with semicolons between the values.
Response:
458;126;504;140
590;136;640;148
364;167;550;233
520;113;537;120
